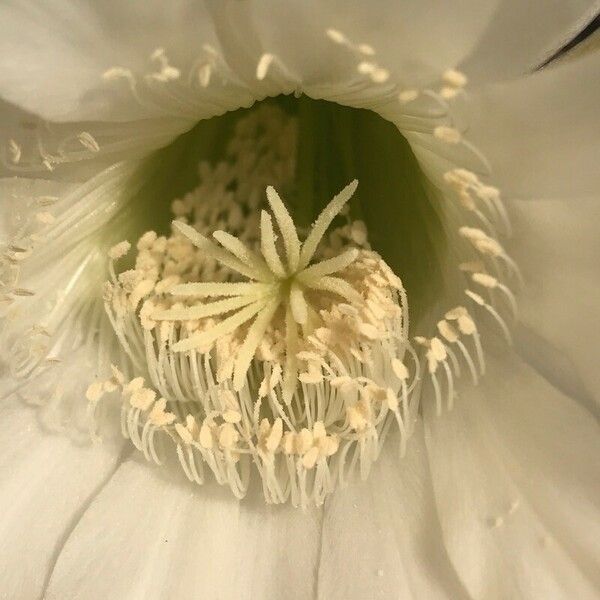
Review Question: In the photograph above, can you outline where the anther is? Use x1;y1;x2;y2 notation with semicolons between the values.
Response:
77;132;100;153
434;126;461;144
398;90;419;104
8;139;21;164
442;68;467;88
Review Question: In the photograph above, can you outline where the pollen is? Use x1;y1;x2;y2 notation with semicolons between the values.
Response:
90;105;417;507
434;126;462;144
0;29;522;510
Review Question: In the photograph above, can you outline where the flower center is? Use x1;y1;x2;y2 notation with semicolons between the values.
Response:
110;96;447;326
91;103;420;507
1;55;519;507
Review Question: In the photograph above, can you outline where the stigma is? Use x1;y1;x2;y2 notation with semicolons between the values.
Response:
89;106;418;507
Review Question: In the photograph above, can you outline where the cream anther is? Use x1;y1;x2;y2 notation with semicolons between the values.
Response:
371;67;390;83
398;90;419;104
148;47;181;82
108;241;131;260
256;54;275;80
326;28;348;45
357;61;376;75
442;68;467;88
102;67;134;82
78;93;516;508
440;86;459;100
472;273;497;289
8;139;21;164
77;132;100;153
434;126;461;144
358;43;375;56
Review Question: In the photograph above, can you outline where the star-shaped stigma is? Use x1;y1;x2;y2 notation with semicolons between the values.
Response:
154;180;361;401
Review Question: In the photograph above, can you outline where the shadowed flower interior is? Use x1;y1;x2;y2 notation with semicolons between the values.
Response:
0;34;520;508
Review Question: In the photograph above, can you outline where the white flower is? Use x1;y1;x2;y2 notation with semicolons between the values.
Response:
0;3;599;599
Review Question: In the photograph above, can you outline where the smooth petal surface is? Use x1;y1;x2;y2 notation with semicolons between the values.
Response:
318;426;468;599
0;399;123;600
207;0;498;89
0;97;186;182
509;197;600;409
0;0;224;122
0;0;501;123
461;0;599;82
424;353;600;600
45;459;321;600
467;50;600;198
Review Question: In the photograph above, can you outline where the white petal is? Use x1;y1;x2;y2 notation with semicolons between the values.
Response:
424;353;600;600
0;399;122;600
207;0;499;90
0;99;185;183
0;173;139;433
0;176;74;237
318;426;468;599
0;1;501;123
462;1;599;82
0;1;226;122
467;50;600;198
0;172;126;346
509;197;600;409
45;459;321;599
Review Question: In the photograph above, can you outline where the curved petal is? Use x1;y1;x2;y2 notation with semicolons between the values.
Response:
0;171;143;435
0;96;189;181
424;353;600;600
318;426;468;599
45;458;321;599
461;1;600;83
509;197;600;409
0;399;123;600
0;0;225;122
0;0;501;124
206;0;499;91
466;50;600;198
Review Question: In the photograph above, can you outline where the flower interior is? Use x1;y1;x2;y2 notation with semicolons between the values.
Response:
0;40;519;508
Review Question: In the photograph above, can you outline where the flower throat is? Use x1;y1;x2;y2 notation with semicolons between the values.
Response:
117;96;447;324
89;101;432;507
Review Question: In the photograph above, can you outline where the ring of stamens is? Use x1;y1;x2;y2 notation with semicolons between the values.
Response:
71;69;520;506
95;179;417;506
0;31;521;508
89;107;423;507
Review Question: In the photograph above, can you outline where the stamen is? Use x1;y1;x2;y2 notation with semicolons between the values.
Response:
434;126;461;144
256;53;298;86
471;272;518;319
442;68;468;88
93;115;415;506
77;132;101;153
256;54;276;80
398;90;419;104
465;290;512;345
325;28;349;45
57;80;520;509
9;139;21;164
